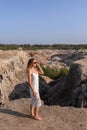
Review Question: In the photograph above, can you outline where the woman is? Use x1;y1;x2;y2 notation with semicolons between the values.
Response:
27;58;44;120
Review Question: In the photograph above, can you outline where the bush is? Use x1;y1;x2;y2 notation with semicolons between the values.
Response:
41;64;69;79
58;67;69;77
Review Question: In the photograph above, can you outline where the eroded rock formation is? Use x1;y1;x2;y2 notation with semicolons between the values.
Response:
9;63;87;108
0;50;28;104
0;50;87;108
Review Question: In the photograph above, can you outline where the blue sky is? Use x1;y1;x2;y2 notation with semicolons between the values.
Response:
0;0;87;44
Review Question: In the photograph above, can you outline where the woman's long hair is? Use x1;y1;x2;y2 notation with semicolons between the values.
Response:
26;58;34;72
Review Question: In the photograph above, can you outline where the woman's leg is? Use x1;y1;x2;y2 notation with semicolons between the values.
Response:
30;104;35;117
34;107;42;120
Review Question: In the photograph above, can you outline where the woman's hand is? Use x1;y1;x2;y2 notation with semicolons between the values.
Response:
36;62;44;75
33;90;37;97
36;62;40;67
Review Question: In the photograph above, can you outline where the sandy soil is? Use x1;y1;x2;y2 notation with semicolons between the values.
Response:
0;98;87;130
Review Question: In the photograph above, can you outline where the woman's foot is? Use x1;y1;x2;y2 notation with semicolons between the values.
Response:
34;116;43;121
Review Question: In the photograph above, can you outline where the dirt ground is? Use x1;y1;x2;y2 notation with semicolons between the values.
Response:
0;98;87;130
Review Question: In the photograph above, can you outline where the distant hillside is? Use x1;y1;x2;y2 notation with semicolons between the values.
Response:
0;43;87;50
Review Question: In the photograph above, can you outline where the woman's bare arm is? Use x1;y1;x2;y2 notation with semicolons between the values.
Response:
36;63;44;75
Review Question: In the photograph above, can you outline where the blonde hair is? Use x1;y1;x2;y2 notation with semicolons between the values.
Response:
26;58;34;72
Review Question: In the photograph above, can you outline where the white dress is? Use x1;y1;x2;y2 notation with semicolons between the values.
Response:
30;73;41;107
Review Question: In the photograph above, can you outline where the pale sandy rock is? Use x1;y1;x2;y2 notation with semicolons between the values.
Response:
74;56;87;80
0;49;87;107
0;50;28;103
41;75;53;83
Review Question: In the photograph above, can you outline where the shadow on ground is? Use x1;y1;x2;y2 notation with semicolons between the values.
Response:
0;108;32;118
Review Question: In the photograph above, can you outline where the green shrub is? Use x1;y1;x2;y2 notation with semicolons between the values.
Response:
41;64;69;79
58;67;69;77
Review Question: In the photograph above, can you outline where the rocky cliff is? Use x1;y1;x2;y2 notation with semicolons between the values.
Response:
0;50;28;104
0;50;87;108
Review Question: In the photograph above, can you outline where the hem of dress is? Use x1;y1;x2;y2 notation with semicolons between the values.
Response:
30;103;41;107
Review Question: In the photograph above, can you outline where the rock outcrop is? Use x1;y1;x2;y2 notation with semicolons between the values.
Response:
9;62;87;108
0;50;28;104
0;49;69;104
0;50;87;108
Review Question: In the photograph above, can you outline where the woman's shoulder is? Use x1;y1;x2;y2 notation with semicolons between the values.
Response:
27;68;33;74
